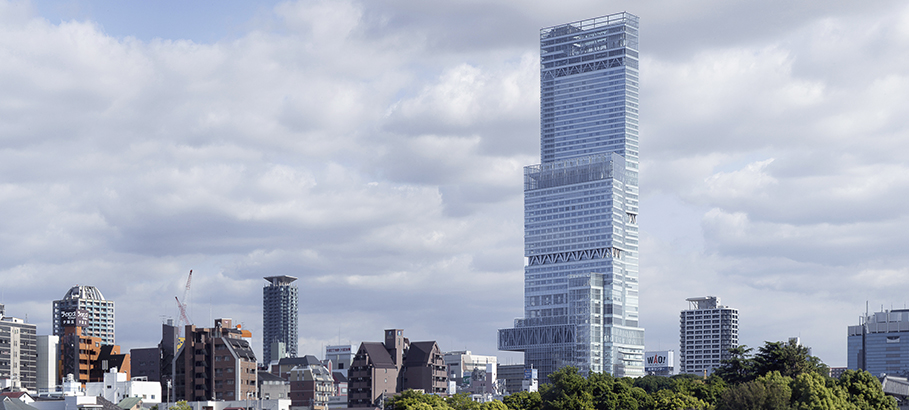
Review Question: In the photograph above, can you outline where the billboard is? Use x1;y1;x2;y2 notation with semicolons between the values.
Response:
60;308;89;328
326;345;352;354
644;350;674;372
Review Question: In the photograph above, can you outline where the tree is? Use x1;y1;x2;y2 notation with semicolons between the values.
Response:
753;340;828;379
446;393;480;410
714;345;755;384
634;375;675;394
838;370;898;410
670;375;726;406
478;401;509;410
171;401;192;410
387;389;451;410
503;391;542;410
717;371;792;410
540;366;594;410
789;372;850;410
648;389;709;410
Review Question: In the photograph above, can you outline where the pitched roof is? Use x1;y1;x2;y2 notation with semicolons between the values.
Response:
0;398;38;410
258;371;286;383
405;341;438;366
116;397;142;410
360;342;395;368
277;355;321;367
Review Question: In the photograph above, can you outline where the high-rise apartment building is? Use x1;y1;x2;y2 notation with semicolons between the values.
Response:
52;285;115;345
173;318;257;402
0;305;37;393
263;275;299;363
498;12;644;380
679;296;738;375
848;307;909;377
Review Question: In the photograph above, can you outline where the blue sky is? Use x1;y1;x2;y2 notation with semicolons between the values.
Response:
2;0;909;370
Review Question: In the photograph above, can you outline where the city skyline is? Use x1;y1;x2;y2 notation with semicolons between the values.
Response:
2;1;909;368
499;12;644;379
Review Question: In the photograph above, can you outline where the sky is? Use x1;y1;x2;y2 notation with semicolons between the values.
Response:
2;0;909;369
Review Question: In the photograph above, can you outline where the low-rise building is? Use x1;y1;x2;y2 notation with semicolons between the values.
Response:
495;365;536;395
443;351;497;395
84;368;161;404
348;329;446;408
288;356;333;409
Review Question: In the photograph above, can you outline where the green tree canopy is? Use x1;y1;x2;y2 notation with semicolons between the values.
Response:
717;371;792;410
446;393;480;410
503;391;542;410
387;389;452;410
838;370;898;410
754;341;829;379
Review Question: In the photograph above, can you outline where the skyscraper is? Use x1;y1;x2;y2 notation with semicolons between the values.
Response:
498;12;644;380
53;285;115;345
679;296;738;375
263;275;299;362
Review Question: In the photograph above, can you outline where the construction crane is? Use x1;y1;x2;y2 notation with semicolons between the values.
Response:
175;270;193;337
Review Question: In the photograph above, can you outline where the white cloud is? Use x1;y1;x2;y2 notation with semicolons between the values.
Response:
2;0;909;368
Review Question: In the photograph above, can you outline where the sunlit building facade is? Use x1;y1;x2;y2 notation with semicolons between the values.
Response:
499;12;644;381
53;285;115;345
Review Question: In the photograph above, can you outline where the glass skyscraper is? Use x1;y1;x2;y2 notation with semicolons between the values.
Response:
498;12;644;381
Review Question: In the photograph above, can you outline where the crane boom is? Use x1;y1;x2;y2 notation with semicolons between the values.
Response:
175;296;191;329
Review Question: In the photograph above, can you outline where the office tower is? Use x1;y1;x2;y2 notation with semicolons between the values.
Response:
498;12;644;380
52;285;115;345
37;335;60;392
0;305;37;393
848;307;909;376
263;275;299;362
173;318;257;401
679;296;738;375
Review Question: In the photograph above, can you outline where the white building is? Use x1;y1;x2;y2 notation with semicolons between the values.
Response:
443;351;497;395
84;368;161;404
36;335;60;393
324;345;355;377
679;296;738;375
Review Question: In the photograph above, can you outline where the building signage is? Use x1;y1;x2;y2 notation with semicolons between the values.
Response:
644;350;674;372
523;368;537;380
326;346;352;354
60;308;89;328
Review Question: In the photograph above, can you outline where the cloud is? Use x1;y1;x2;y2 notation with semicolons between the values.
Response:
2;0;909;369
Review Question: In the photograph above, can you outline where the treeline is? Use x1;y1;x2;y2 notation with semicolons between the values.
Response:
386;340;897;410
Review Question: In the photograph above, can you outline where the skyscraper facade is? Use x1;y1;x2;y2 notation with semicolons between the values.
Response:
263;275;299;362
53;285;115;345
848;307;909;377
499;12;644;380
679;296;738;375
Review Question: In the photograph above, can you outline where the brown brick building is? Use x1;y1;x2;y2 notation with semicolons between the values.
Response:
348;329;446;408
173;318;257;402
60;316;130;385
